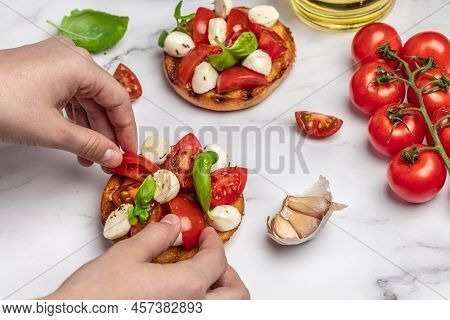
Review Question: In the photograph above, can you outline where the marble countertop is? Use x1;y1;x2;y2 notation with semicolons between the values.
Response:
0;0;449;300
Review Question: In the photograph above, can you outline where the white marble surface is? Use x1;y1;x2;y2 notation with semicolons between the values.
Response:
0;0;449;300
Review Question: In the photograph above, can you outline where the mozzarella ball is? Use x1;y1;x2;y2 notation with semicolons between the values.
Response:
205;144;229;171
248;5;280;28
214;0;234;18
172;232;183;247
141;135;170;165
163;31;195;58
103;204;132;240
153;169;180;204
242;49;272;76
208;18;227;45
191;62;219;94
208;205;242;232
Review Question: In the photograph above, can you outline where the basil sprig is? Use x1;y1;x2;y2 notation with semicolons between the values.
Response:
193;151;218;218
158;1;195;48
128;175;156;225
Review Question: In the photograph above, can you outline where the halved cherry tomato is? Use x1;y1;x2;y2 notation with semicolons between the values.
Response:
216;67;268;93
295;112;343;139
425;109;450;157
112;182;141;206
226;8;250;39
110;152;159;181
178;44;221;85
163;133;203;188
130;202;167;236
193;7;219;45
250;23;287;60
168;195;206;250
113;63;142;101
211;167;247;206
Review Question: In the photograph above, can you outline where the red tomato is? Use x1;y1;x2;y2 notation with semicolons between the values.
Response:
368;103;426;157
216;67;268;93
350;62;406;115
110;152;159;181
163;133;203;188
295;112;343;138
387;145;447;203
400;32;450;72
193;7;219;45
168;195;206;250
257;28;287;60
425;109;450;157
407;68;450;114
352;22;402;68
178;44;220;85
113;63;143;101
226;8;250;39
211;167;247;206
112;182;141;206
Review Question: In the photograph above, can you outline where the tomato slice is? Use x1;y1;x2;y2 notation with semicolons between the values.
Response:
112;182;141;207
163;133;203;188
113;63;142;101
193;7;219;45
178;44;221;85
253;25;287;60
211;167;247;206
216;67;269;93
168;195;207;250
226;8;251;39
295;112;343;138
110;152;159;181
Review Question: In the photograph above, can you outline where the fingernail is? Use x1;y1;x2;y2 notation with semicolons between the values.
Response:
100;149;121;167
161;214;180;225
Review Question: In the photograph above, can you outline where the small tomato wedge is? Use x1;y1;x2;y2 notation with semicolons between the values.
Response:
226;8;251;39
216;67;268;93
169;195;207;250
178;44;221;85
110;152;159;181
250;24;287;60
112;182;141;206
295;112;343;138
211;167;247;206
113;63;142;101
163;133;203;188
193;7;219;45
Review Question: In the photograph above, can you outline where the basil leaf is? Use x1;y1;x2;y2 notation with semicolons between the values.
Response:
135;176;156;207
208;49;238;72
158;30;169;48
229;31;258;60
172;1;195;33
193;151;218;215
47;9;129;53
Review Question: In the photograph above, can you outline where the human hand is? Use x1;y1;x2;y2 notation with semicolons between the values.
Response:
45;214;250;300
0;36;137;168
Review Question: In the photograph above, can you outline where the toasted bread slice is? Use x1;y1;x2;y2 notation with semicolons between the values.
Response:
100;174;245;264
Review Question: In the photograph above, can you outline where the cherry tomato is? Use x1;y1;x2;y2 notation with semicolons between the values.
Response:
407;68;450;114
368;103;426;157
178;44;221;85
350;62;406;115
113;63;143;101
352;22;402;68
211;167;247;206
112;182;141;206
193;7;219;45
168;194;207;250
400;31;450;72
226;8;250;39
163;133;203;188
216;66;268;93
110;152;159;181
425;109;450;157
295;112;343;139
387;145;447;203
257;28;287;60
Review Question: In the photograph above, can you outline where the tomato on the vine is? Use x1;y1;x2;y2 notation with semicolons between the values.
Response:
368;103;426;157
425;109;450;157
350;62;406;115
387;145;447;203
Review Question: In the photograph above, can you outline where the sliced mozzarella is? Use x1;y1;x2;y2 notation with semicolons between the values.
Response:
248;5;280;28
141;135;170;165
242;49;272;76
208;18;227;45
163;31;195;58
103;204;132;240
208;205;241;232
154;169;180;204
191;62;219;94
172;232;183;247
214;0;234;18
205;144;229;171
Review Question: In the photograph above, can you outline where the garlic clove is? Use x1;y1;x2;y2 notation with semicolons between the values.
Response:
282;207;319;238
270;213;299;240
284;195;330;219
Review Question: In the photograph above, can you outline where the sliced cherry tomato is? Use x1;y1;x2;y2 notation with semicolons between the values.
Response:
425;109;450;157
193;7;219;45
368;103;426;157
113;63;142;101
211;167;247;206
226;8;250;39
253;25;287;60
112;182;141;207
110;152;159;181
351;22;402;68
295;112;343;139
216;66;268;93
168;194;206;250
407;68;450;114
387;144;447;203
178;44;221;85
163;133;203;188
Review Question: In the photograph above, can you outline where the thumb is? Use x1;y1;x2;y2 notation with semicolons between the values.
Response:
124;214;181;262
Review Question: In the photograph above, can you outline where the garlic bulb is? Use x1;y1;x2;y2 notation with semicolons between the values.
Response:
267;176;347;245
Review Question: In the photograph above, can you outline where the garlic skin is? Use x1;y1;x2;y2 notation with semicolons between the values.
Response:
103;204;132;240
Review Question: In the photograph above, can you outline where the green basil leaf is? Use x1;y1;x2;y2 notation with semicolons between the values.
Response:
193;151;219;215
208;49;238;72
229;31;258;60
173;1;195;31
158;30;169;48
138;210;150;224
47;9;129;53
135;176;156;207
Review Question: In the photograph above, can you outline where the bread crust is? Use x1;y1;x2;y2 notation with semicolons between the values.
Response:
100;175;245;264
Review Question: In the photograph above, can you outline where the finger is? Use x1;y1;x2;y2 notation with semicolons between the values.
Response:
77;98;117;144
72;101;94;167
64;104;74;122
206;265;250;300
120;214;181;262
